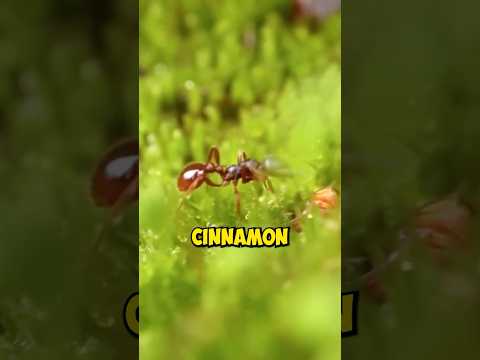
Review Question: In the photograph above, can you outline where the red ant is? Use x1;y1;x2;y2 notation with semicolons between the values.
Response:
91;137;139;216
177;146;274;215
90;137;138;250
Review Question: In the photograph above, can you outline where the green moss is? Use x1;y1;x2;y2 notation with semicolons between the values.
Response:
140;1;340;359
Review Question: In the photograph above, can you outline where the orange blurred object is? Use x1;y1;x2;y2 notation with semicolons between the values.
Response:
311;186;338;210
414;194;472;255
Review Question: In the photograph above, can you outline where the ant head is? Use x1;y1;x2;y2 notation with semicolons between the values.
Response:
177;163;206;192
91;138;139;208
223;165;238;181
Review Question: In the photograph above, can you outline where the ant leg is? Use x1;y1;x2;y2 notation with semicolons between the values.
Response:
233;180;241;216
93;175;138;252
245;163;267;182
207;146;220;165
111;175;139;219
264;178;274;193
264;177;281;210
177;177;204;211
237;150;247;163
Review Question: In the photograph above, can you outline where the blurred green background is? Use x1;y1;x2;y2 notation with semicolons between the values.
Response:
140;1;340;359
0;0;137;358
343;1;480;359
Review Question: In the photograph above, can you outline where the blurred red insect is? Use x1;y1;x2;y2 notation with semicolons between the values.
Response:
91;138;139;216
414;193;472;260
353;193;473;304
292;0;341;21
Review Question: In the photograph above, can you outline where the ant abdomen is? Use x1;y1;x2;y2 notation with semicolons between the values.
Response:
91;138;139;209
177;163;206;191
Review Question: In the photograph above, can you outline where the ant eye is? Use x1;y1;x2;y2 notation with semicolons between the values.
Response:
91;138;139;208
177;163;205;191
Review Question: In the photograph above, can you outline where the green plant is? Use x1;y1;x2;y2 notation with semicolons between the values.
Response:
140;1;341;359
